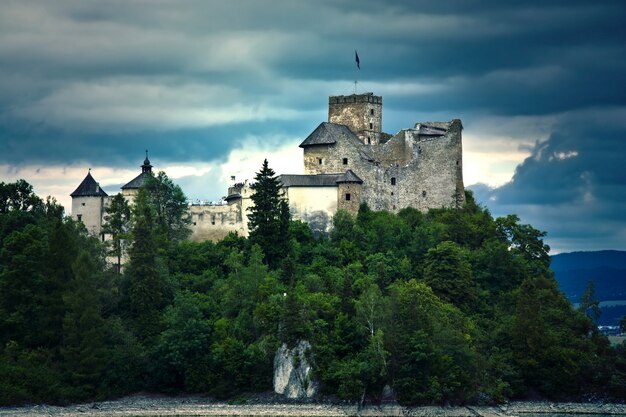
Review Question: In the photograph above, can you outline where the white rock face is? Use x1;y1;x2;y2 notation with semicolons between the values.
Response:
273;340;319;399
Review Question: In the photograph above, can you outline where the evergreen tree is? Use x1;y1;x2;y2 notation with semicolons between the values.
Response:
61;251;107;397
126;189;163;340
579;280;601;321
103;193;132;274
248;159;290;267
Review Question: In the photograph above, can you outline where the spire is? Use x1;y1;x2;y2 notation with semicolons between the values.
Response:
71;171;108;197
141;149;152;173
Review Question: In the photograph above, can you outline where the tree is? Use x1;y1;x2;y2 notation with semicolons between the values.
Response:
103;193;132;274
61;251;108;397
143;171;191;245
579;280;601;322
125;189;163;340
423;241;475;311
0;180;43;214
248;159;290;267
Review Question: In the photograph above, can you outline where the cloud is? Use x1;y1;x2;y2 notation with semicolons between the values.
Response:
470;107;626;252
1;1;626;253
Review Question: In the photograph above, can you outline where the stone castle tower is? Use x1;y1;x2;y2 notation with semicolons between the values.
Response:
329;93;382;145
70;171;109;237
71;92;465;241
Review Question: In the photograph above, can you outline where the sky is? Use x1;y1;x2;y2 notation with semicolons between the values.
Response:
1;0;625;253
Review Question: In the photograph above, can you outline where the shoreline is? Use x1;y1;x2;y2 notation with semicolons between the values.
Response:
1;395;626;417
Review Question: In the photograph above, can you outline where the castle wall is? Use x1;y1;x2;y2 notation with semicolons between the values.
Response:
355;120;465;213
306;119;465;214
303;139;364;176
121;188;139;206
72;196;109;237
188;202;248;241
284;186;337;234
188;182;254;241
337;183;362;215
329;94;382;144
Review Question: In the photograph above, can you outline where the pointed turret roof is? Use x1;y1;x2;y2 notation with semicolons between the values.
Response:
122;152;154;190
299;122;359;147
71;171;108;197
335;169;363;184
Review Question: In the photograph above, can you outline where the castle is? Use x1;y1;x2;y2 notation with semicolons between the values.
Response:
71;92;465;241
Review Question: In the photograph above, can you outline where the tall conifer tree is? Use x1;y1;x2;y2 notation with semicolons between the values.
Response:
248;159;290;267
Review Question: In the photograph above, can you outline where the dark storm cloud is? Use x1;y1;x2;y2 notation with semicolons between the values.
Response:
470;108;626;252
1;0;626;251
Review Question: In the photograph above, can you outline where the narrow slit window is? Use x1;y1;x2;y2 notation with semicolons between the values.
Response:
369;122;373;129
422;190;427;197
343;158;348;165
391;177;396;186
345;193;351;201
318;158;323;165
370;109;374;115
77;214;82;222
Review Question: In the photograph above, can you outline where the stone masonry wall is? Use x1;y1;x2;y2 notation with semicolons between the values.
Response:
337;182;362;215
307;119;464;214
329;94;382;145
359;119;465;213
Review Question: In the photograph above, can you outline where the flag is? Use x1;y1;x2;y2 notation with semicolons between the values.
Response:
355;50;360;69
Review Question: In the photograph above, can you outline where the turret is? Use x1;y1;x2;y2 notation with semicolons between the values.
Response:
328;92;382;144
71;170;108;237
121;150;154;203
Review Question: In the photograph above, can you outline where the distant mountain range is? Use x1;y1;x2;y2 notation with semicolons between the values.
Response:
551;250;626;326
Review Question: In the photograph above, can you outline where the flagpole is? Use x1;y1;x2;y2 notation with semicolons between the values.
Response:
354;50;359;94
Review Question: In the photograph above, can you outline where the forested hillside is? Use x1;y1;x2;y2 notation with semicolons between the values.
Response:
552;251;626;326
1;169;626;406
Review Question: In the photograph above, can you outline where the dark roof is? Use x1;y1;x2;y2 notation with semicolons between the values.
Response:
336;170;363;184
299;122;358;147
279;170;363;187
70;172;108;197
279;174;341;187
121;171;151;190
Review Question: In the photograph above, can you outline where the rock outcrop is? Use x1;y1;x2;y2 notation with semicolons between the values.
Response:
273;340;319;399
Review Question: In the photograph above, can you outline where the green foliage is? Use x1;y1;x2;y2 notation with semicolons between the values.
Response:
248;159;290;268
102;193;132;274
0;179;624;405
126;189;164;340
143;171;191;245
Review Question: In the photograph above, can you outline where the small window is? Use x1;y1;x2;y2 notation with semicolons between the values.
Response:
456;160;459;165
81;202;86;206
193;222;197;226
367;137;371;144
345;193;351;201
422;190;427;197
343;158;348;165
370;109;374;115
369;122;373;129
211;215;216;225
77;214;82;222
391;192;394;196
318;158;323;165
391;177;396;186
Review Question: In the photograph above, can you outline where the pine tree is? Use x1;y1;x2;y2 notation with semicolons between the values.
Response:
126;189;163;340
102;193;132;274
62;251;107;397
248;159;290;268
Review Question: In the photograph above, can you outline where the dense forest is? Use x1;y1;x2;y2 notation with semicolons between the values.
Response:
1;161;626;406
